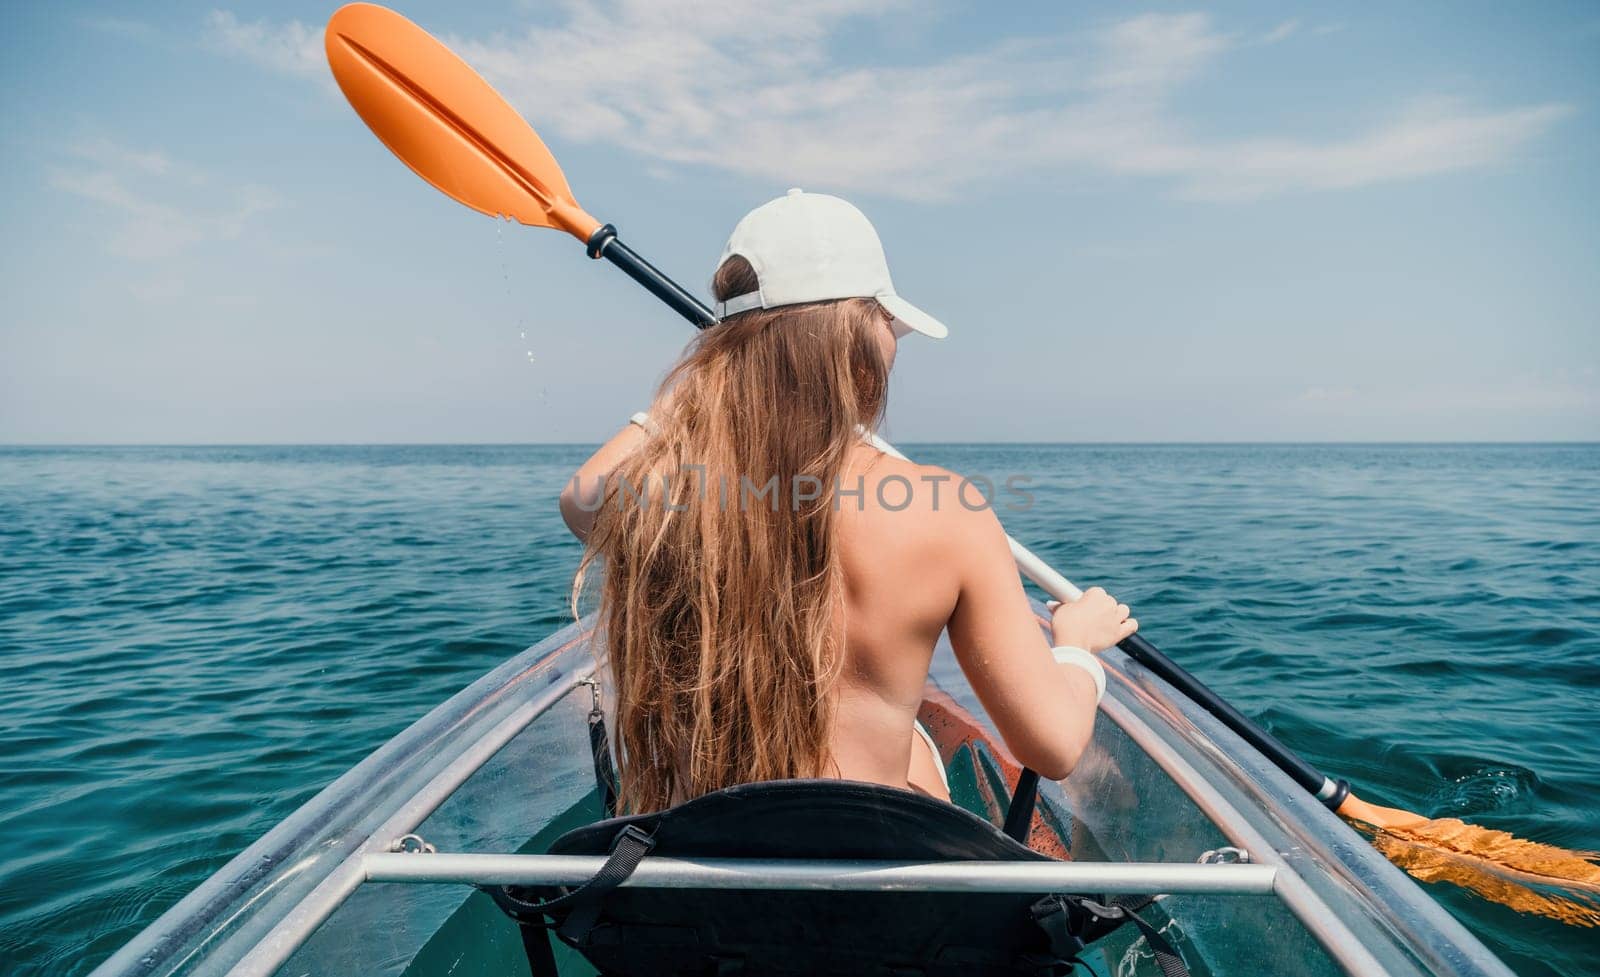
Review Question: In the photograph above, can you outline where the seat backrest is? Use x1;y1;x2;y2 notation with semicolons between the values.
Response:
553;778;1051;862
528;780;1066;977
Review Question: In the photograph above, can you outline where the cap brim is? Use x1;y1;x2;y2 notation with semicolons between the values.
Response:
877;293;949;340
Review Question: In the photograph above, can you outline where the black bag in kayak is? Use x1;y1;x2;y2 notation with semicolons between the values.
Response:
486;779;1187;977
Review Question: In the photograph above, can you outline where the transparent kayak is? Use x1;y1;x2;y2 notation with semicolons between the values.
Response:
90;613;1515;977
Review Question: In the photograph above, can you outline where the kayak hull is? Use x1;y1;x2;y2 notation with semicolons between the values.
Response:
89;614;1514;977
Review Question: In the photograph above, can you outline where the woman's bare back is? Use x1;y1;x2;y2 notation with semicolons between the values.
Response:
830;447;960;794
829;444;1137;796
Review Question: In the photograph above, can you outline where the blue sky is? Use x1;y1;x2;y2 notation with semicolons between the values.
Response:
1;1;1595;443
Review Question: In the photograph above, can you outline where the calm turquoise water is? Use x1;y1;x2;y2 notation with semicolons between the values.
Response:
1;444;1595;976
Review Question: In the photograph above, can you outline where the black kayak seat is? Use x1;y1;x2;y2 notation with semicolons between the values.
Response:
488;779;1188;977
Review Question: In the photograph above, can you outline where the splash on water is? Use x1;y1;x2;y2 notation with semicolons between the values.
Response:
1427;765;1537;816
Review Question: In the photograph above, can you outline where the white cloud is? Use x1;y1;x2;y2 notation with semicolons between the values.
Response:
216;3;1568;201
69;138;188;180
205;10;324;79
1296;372;1599;419
1259;20;1300;45
1159;100;1574;201
1088;12;1230;93
48;140;280;261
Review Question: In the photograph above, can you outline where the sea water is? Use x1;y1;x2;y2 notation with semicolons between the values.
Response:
0;443;1595;976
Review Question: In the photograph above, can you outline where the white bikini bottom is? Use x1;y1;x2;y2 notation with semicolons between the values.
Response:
912;719;950;791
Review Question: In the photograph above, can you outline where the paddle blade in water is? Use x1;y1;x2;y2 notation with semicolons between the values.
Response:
324;3;600;240
1342;795;1600;926
1370;820;1600;928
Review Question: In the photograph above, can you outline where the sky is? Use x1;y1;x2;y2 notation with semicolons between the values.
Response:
1;1;1596;443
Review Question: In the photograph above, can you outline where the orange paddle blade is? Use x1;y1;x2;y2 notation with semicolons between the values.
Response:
324;3;600;240
1341;791;1600;927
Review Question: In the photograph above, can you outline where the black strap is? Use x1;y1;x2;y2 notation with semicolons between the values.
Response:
487;823;657;975
1071;893;1158;945
494;824;655;920
1029;895;1087;963
588;710;620;818
517;918;560;977
1109;894;1158;914
554;824;653;942
1002;768;1041;842
1029;894;1188;977
1074;898;1188;977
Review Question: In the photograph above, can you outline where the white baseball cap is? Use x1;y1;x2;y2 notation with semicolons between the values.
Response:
712;189;949;339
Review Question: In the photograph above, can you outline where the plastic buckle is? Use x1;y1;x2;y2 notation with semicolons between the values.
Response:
613;823;656;854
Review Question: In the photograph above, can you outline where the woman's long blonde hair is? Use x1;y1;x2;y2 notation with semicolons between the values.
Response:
573;255;890;813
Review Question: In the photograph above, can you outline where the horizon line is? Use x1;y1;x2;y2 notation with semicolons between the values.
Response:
4;440;1597;449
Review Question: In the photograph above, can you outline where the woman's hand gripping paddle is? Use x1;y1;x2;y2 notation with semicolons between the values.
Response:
323;2;1600;923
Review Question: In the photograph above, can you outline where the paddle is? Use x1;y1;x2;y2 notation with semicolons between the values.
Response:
322;3;1600;914
324;0;1356;809
324;3;712;329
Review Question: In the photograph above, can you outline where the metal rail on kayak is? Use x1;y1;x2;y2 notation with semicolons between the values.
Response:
363;852;1280;894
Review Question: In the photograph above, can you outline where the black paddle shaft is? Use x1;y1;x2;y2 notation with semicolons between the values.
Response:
575;224;1352;813
1116;632;1350;809
585;225;717;328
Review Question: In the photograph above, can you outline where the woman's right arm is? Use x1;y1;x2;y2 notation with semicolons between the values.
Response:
944;505;1135;780
558;420;650;541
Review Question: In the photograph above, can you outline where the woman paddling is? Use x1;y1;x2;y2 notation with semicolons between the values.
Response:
560;189;1136;812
